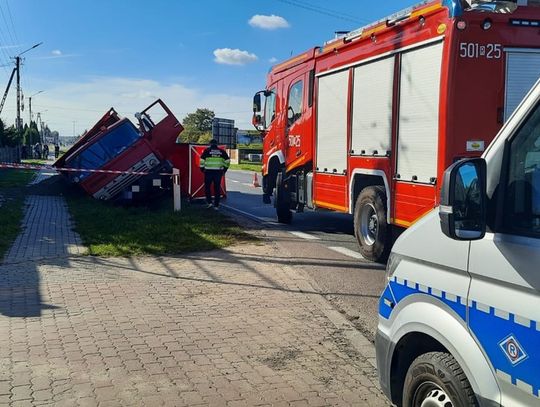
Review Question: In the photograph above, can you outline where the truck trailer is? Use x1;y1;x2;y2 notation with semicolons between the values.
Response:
253;0;540;262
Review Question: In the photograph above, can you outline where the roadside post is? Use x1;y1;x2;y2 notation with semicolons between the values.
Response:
173;168;181;212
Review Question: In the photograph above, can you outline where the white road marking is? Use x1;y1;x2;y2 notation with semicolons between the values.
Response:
328;246;365;260
230;180;240;183
289;231;320;240
242;183;253;187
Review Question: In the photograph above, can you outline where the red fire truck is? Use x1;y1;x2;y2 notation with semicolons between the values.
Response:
253;0;540;262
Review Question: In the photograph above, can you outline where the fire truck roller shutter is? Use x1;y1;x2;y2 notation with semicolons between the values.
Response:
351;56;394;157
316;69;349;174
397;41;443;184
505;49;540;121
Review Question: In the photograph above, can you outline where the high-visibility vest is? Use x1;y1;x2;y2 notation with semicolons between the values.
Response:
200;146;230;171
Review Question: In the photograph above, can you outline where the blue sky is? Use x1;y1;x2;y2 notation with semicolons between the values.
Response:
0;0;415;136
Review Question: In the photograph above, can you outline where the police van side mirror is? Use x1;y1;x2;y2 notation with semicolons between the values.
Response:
439;158;487;241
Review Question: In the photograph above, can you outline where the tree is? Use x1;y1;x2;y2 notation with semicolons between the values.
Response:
197;132;213;145
23;125;40;146
179;108;215;144
182;108;215;132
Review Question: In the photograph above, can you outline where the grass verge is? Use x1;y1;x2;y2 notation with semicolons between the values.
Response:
66;193;252;257
229;163;262;172
22;159;48;166
0;169;36;259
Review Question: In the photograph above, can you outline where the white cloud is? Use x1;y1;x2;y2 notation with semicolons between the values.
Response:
213;48;257;66
249;15;289;30
269;57;278;64
52;49;62;56
3;76;253;136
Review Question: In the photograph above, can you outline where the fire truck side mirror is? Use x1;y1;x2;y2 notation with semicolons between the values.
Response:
253;93;262;113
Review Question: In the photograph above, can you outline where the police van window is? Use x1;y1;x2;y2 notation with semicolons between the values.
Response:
287;80;303;127
264;88;276;128
504;102;540;237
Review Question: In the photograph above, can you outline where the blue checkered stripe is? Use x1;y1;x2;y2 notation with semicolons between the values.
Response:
379;277;540;399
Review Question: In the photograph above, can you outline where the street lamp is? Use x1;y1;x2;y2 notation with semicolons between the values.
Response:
28;90;44;124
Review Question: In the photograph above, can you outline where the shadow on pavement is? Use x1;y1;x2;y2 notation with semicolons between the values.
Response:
70;248;382;300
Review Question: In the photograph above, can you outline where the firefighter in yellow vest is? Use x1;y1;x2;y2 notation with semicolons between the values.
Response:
199;139;230;209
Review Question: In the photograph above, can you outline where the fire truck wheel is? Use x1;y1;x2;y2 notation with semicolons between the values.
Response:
402;352;478;407
275;171;292;224
276;203;292;224
354;186;389;262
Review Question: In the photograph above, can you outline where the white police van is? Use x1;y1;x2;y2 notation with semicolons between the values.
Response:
376;79;540;406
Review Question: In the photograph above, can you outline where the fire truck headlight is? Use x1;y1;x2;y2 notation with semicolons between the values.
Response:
456;20;467;30
482;19;493;30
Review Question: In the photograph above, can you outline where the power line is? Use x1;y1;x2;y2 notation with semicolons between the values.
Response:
275;0;367;24
284;0;367;22
2;0;20;57
0;2;16;50
5;0;19;46
0;2;17;73
0;36;15;74
32;103;114;114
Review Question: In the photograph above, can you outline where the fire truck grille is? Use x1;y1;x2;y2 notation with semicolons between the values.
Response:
93;153;159;200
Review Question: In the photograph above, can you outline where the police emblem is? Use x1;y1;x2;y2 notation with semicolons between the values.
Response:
499;335;528;366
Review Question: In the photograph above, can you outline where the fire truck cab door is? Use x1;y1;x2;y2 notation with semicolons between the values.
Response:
285;74;308;169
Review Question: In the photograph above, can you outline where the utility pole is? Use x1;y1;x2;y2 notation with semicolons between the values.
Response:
28;90;43;125
36;112;42;143
16;56;21;132
12;42;43;139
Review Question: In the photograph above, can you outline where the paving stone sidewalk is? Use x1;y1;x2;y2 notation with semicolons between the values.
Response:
3;194;85;264
0;178;388;406
0;243;388;406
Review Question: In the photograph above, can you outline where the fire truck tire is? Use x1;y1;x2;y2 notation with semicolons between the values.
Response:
275;171;292;224
276;203;292;224
354;186;389;262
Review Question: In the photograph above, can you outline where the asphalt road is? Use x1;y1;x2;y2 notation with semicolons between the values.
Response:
222;170;387;342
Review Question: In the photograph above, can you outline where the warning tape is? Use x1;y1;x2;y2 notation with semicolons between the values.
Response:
0;161;174;177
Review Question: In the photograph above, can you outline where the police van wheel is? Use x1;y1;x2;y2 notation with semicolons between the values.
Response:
403;352;478;407
354;186;389;262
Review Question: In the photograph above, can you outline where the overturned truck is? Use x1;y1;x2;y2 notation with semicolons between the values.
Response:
55;99;227;203
55;99;184;201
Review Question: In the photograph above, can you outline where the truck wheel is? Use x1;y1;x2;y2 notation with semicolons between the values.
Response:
354;186;389;262
275;172;292;224
403;352;478;407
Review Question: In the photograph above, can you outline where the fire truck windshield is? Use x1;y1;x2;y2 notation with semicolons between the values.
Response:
69;121;141;180
463;0;518;12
